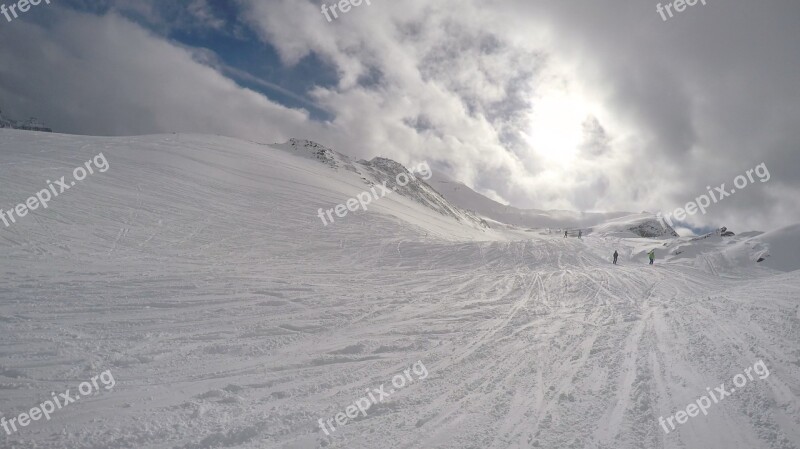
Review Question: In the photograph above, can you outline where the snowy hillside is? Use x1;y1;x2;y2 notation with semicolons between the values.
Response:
591;213;679;238
740;224;800;272
428;172;643;230
704;225;800;273
1;130;799;449
270;138;489;232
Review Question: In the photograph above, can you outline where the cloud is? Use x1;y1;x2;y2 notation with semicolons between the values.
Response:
186;0;225;31
0;8;318;143
238;0;545;194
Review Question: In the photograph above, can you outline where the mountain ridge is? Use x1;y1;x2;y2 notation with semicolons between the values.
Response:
0;109;52;132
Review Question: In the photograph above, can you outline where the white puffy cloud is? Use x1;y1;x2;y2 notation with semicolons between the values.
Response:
0;8;318;143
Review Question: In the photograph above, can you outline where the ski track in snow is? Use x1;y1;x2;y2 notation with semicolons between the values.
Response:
0;131;798;449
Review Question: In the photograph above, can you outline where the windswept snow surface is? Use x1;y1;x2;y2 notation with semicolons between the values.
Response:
736;225;800;272
1;130;799;449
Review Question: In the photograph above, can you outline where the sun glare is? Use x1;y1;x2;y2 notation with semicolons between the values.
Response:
524;88;590;167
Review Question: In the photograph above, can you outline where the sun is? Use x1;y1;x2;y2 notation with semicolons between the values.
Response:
523;87;591;167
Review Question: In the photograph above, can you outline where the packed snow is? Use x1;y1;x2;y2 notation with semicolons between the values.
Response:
0;130;798;449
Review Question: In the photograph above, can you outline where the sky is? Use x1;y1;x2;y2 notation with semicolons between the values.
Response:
0;0;798;233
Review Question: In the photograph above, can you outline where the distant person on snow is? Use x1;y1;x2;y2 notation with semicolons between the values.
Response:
648;249;655;265
564;230;568;238
613;250;619;265
578;230;582;239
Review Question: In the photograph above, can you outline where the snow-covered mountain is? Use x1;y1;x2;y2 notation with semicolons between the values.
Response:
0;109;52;132
672;224;800;273
429;172;678;238
270;138;489;231
591;212;679;238
1;130;799;449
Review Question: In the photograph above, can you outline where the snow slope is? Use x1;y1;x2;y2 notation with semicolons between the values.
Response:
0;130;799;449
428;172;632;230
736;225;800;272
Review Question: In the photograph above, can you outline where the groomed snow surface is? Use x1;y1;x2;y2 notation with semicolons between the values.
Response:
0;130;799;449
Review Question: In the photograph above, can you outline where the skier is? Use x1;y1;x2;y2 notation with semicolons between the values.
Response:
613;250;619;265
564;230;568;238
578;230;582;239
648;249;655;265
